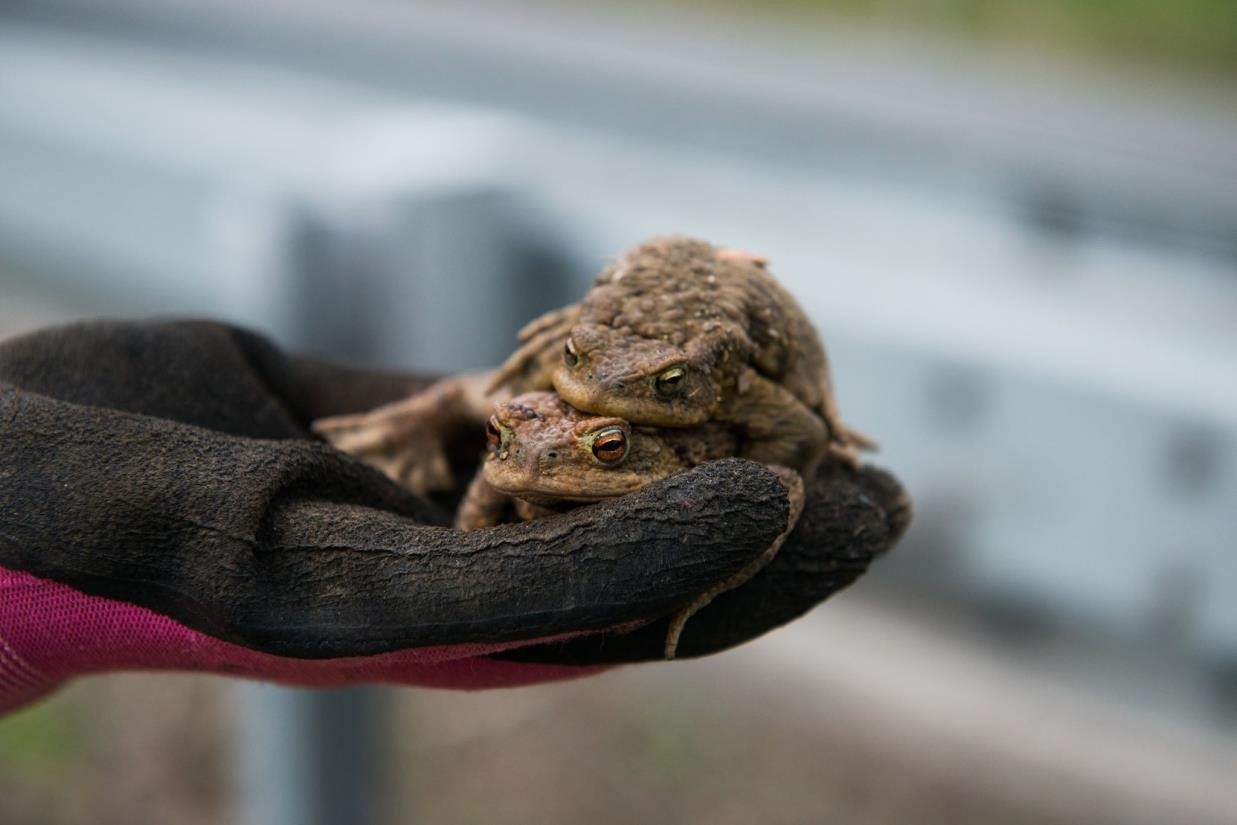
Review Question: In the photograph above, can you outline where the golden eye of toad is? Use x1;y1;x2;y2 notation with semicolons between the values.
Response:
655;366;686;397
563;338;579;368
591;428;628;465
485;416;503;447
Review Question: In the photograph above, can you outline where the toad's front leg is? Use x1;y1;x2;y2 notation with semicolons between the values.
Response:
454;469;515;530
725;368;845;472
312;370;503;496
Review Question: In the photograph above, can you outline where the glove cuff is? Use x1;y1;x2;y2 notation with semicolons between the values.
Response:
0;568;61;713
0;565;607;715
0;635;55;716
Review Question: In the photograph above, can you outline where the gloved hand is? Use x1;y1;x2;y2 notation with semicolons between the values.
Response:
0;320;909;714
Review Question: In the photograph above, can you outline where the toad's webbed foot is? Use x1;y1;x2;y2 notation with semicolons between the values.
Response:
312;399;454;495
313;371;499;496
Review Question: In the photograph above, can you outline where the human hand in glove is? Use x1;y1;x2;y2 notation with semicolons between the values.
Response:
0;320;909;715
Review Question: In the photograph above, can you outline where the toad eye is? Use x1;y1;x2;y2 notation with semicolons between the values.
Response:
591;427;628;465
563;337;579;368
654;366;687;397
485;416;503;448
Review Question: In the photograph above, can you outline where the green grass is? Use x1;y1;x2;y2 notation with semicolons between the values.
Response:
0;696;83;781
692;0;1237;79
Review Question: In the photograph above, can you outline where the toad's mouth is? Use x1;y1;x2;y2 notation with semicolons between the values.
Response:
554;370;706;428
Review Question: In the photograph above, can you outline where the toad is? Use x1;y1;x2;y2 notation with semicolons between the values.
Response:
456;391;804;659
312;236;872;494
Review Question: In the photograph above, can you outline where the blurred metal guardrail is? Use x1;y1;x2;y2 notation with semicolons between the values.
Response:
12;0;1237;261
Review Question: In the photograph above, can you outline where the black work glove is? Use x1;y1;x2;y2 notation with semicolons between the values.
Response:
0;319;908;712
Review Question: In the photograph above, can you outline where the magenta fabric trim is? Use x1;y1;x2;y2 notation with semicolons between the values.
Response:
0;565;606;714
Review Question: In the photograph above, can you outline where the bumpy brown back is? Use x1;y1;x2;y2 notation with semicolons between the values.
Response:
591;236;832;416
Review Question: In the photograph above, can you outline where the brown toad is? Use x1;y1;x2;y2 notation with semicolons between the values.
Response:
312;236;872;495
455;391;803;659
491;236;873;471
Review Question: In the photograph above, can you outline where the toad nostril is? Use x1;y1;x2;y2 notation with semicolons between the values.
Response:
613;382;626;391
546;451;558;459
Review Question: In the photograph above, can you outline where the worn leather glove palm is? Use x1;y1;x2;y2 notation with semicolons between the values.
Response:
0;320;908;714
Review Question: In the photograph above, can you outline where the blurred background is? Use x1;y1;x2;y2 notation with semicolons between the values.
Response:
1;0;1235;823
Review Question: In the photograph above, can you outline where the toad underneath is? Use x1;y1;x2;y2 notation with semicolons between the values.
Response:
457;391;805;659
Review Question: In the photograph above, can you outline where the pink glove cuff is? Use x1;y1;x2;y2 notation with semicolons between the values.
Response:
0;565;605;715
